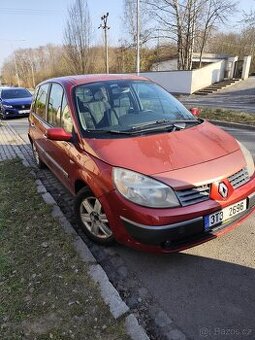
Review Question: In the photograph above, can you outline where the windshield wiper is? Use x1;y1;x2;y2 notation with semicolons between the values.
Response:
127;120;175;131
128;119;200;131
86;119;201;136
126;119;202;133
86;129;133;135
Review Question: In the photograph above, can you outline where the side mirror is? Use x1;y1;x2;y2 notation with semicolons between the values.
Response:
46;128;72;142
190;107;200;116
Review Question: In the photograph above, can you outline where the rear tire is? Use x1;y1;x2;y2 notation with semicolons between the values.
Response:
74;187;114;245
32;142;45;169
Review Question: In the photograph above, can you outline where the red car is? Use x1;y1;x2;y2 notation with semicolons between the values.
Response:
28;75;255;253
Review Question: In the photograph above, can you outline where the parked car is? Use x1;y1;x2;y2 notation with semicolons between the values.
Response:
0;87;32;119
28;75;255;253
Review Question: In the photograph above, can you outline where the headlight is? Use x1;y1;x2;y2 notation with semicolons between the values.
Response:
113;167;180;208
3;104;13;108
237;141;254;177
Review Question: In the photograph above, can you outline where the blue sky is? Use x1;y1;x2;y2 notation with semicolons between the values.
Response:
0;0;122;67
0;0;254;68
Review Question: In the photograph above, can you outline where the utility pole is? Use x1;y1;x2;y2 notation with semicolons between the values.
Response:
156;28;160;71
13;51;20;87
98;12;110;74
136;0;140;75
27;49;36;88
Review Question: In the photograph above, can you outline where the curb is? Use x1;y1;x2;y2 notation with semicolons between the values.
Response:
209;119;255;131
35;176;149;340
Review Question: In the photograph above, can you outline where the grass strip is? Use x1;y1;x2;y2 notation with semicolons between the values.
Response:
0;159;129;340
198;107;255;125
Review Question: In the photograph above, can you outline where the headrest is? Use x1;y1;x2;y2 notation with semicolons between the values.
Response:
94;89;107;101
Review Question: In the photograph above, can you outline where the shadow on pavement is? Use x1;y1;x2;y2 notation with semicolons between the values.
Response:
116;247;255;340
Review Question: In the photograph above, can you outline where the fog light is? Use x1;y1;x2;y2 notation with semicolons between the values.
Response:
162;240;173;249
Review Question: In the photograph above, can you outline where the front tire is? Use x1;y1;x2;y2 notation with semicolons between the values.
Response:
0;113;6;120
74;187;114;245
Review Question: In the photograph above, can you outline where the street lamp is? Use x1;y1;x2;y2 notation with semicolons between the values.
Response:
136;0;140;75
98;13;110;74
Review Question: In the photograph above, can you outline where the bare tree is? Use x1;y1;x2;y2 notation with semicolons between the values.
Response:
63;0;94;74
146;0;203;70
197;0;236;67
1;44;68;87
147;0;235;70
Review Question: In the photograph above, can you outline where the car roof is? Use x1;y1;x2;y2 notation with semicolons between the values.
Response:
38;74;150;88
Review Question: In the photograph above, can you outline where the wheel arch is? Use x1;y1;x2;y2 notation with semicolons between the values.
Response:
74;179;88;194
28;133;33;145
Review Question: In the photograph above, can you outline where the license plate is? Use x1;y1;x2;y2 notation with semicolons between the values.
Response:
19;110;30;114
204;199;247;230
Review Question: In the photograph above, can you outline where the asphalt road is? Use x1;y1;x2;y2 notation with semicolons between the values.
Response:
180;76;255;113
8;117;255;340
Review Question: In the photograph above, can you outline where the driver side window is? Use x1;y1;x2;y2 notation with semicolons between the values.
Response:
61;96;73;133
47;82;73;133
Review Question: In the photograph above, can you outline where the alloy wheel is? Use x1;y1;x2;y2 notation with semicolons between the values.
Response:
80;196;112;239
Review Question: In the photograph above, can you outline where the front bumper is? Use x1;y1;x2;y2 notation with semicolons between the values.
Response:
1;108;30;118
121;193;255;250
100;175;255;253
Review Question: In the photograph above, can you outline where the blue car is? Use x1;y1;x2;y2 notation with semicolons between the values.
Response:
0;87;32;119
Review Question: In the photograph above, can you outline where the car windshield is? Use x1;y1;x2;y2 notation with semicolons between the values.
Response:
1;88;32;99
74;80;197;135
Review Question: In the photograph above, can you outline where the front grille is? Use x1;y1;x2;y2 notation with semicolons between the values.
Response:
176;168;250;207
176;185;210;207
12;104;30;110
228;168;250;189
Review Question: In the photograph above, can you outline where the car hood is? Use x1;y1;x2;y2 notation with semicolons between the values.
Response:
2;97;32;105
83;121;241;178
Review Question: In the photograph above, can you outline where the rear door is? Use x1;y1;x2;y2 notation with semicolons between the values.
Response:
29;83;50;164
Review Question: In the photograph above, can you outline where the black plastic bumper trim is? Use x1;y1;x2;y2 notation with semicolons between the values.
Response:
121;216;204;245
121;192;255;246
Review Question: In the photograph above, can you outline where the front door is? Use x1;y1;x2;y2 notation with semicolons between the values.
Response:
45;83;75;189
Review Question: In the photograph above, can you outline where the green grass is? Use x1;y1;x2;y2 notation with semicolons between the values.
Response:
199;107;255;125
0;159;129;340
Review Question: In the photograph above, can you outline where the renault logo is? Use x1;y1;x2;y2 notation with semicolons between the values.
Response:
218;182;228;198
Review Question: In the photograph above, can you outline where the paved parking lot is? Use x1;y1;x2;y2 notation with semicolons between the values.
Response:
6;117;255;340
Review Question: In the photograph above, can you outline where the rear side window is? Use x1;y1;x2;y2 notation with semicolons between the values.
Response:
48;83;64;127
31;87;40;112
34;84;49;119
